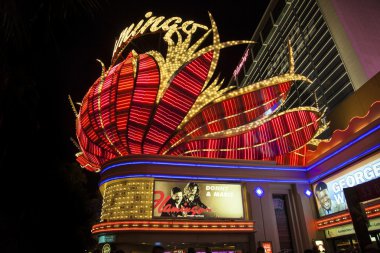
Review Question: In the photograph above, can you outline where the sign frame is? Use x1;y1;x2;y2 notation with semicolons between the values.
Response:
152;179;245;220
312;153;380;218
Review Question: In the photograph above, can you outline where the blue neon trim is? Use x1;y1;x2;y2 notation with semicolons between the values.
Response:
101;161;304;174
99;144;379;187
98;124;380;186
306;124;380;171
102;124;380;175
98;174;309;187
309;143;380;184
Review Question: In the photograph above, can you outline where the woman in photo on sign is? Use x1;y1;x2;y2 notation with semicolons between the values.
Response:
183;182;209;215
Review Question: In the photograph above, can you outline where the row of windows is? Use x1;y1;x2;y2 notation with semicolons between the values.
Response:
229;0;354;118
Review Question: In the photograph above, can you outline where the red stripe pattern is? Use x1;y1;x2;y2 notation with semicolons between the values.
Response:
143;51;214;154
76;53;136;171
127;54;160;154
161;82;292;154
75;49;321;171
168;110;319;160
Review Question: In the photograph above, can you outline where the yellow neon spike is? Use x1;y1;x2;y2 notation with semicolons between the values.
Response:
201;12;221;92
193;106;321;140
68;95;78;117
96;59;106;77
95;59;123;156
163;94;286;155
141;13;254;105
131;50;139;79
288;40;295;74
180;108;324;155
178;76;233;130
70;137;81;151
214;73;311;104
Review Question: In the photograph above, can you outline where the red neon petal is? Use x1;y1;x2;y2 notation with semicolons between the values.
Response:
169;110;320;159
143;51;214;154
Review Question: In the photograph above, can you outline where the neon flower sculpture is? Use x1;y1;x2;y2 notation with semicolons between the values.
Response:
72;12;327;172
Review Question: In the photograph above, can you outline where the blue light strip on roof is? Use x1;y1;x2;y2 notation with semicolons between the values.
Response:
98;174;309;187
99;124;380;185
101;160;304;174
306;124;380;171
99;143;379;186
308;143;380;184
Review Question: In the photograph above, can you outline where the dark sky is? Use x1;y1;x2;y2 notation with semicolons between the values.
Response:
0;1;268;252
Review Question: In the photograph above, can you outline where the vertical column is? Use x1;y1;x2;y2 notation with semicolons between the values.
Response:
246;182;280;253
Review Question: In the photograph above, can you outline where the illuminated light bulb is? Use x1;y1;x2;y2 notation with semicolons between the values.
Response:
254;187;264;198
304;189;312;198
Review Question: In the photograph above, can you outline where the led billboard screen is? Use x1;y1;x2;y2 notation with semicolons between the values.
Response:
313;154;380;217
153;180;244;219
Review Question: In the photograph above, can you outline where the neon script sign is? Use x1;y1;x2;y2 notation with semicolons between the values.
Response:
233;48;250;79
154;191;212;216
112;11;208;64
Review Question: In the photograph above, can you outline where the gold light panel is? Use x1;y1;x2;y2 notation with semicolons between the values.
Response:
100;178;154;221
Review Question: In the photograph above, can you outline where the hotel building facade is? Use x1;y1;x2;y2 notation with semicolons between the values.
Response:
72;1;380;253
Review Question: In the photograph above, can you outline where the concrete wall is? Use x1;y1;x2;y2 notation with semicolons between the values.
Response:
331;0;380;81
246;182;319;253
318;0;367;90
328;72;380;131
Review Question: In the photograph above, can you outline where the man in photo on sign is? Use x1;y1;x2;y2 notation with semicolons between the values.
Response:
161;186;184;217
314;181;345;216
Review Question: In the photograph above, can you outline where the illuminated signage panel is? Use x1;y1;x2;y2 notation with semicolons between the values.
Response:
313;154;380;217
153;180;244;219
325;217;380;238
98;234;116;244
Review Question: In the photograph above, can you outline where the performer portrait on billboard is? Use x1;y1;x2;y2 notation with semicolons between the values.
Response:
314;181;344;216
154;180;243;218
160;187;185;217
183;182;209;215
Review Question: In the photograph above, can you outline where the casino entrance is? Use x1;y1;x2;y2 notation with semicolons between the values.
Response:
95;232;255;253
327;229;380;252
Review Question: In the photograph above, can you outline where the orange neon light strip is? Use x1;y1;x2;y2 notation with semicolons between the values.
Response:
91;220;255;234
92;220;253;227
317;213;351;224
316;204;380;230
92;228;253;234
366;204;380;211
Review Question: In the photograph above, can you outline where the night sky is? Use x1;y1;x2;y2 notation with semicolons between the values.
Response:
0;1;268;252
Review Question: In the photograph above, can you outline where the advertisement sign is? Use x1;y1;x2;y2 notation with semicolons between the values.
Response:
325;217;380;238
312;154;380;217
153;181;244;219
